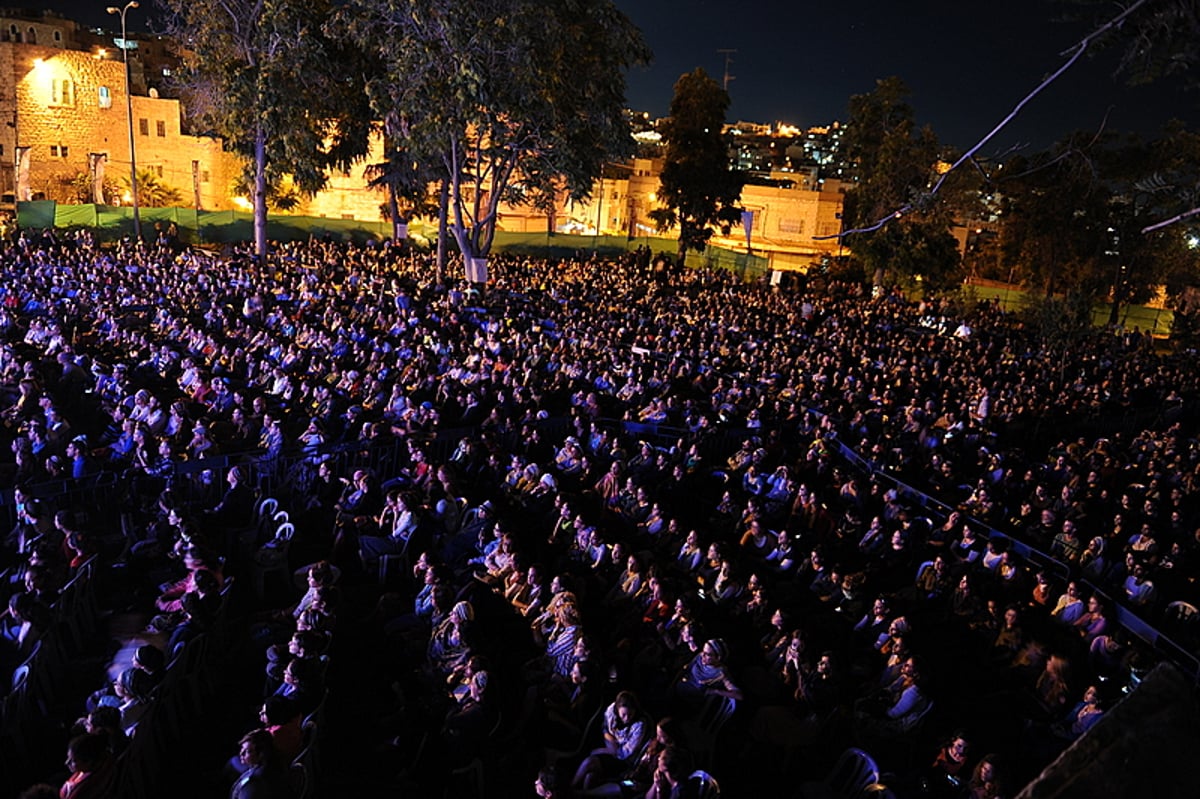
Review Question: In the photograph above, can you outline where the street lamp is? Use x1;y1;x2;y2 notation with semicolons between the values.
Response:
107;1;140;241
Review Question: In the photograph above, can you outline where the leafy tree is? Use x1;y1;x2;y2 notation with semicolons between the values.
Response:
995;140;1110;298
161;0;371;261
123;169;183;208
231;175;302;212
60;171;119;205
338;0;649;282
648;68;745;264
364;140;440;242
840;77;959;289
996;128;1198;316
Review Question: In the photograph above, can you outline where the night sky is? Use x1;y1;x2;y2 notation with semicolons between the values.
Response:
614;0;1199;153
43;0;1200;154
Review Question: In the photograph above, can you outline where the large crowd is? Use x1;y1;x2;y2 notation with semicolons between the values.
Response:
0;229;1197;799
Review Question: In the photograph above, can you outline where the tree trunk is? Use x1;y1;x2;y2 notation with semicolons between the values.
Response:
387;185;403;241
436;178;449;284
254;122;268;265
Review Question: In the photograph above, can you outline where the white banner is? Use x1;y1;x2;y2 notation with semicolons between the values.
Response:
89;153;107;204
15;146;31;202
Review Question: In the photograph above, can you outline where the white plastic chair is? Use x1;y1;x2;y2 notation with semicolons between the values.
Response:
688;769;721;798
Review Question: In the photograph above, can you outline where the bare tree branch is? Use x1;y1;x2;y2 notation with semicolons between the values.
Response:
817;0;1152;241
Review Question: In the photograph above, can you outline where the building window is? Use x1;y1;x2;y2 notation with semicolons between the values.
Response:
777;218;804;235
50;145;58;157
98;86;112;109
50;79;75;107
138;118;149;136
201;170;210;183
60;145;69;158
156;120;166;137
53;31;61;42
26;28;35;45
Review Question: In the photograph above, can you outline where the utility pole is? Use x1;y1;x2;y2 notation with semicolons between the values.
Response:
717;49;736;92
108;1;141;241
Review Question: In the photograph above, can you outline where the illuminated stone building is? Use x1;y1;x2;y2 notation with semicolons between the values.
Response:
0;8;236;209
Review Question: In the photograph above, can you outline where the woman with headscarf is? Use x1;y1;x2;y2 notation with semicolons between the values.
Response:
674;637;743;704
427;600;474;678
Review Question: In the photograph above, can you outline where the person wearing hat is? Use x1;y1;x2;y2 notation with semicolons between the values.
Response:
65;437;95;480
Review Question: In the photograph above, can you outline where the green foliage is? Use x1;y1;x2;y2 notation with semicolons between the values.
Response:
650;68;745;261
59;171;120;205
1018;291;1095;353
840;77;959;286
364;143;440;222
338;0;649;266
997;128;1200;308
123;169;184;208
230;175;300;212
161;0;372;256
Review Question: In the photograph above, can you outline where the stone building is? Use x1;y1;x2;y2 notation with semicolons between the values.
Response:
0;8;237;210
569;157;847;268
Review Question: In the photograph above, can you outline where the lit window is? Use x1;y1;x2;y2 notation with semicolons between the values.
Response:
138;118;149;136
50;78;75;107
156;120;166;137
98;86;112;109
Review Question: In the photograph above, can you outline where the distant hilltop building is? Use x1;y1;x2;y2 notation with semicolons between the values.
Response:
725;119;849;181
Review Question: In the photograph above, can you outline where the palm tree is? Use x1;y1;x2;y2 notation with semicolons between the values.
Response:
364;140;439;241
122;169;183;208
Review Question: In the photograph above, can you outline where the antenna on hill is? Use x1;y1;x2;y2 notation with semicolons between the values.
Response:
717;49;736;92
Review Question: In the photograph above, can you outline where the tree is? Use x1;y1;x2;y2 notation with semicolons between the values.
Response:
364;140;440;243
840;77;960;289
996;128;1199;314
161;0;371;262
123;169;183;208
648;68;745;264
996;140;1111;298
339;0;648;284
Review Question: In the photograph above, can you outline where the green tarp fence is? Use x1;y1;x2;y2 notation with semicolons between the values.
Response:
18;201;392;245
18;201;771;281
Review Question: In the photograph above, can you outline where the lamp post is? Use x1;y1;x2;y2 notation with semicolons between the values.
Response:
107;1;140;241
